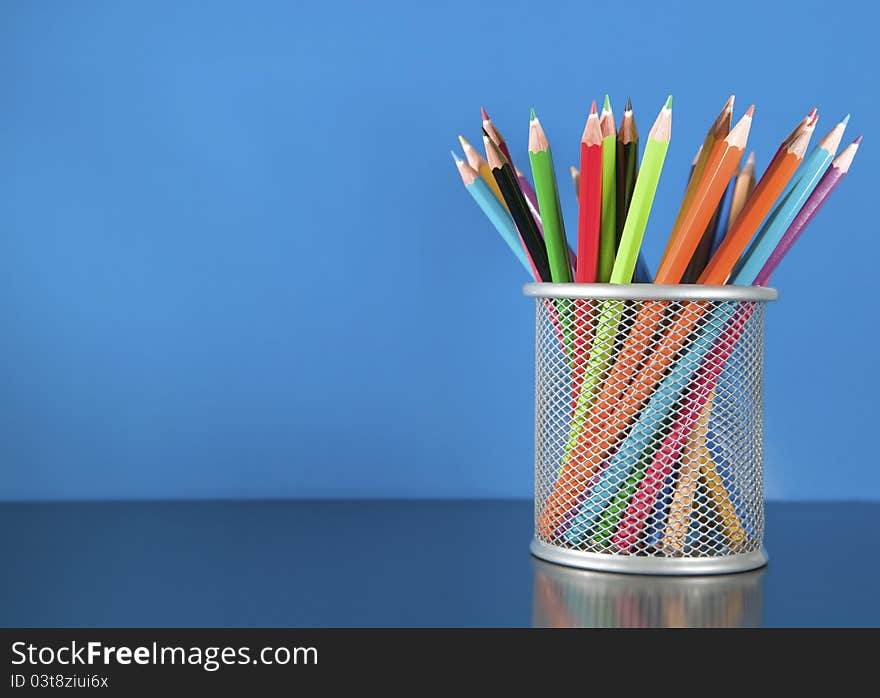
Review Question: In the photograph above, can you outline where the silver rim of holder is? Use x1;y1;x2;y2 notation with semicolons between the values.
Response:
523;282;779;303
530;539;768;576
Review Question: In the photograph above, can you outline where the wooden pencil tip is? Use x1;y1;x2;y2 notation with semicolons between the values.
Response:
625;96;632;111
745;104;755;117
725;94;735;110
854;135;863;145
529;106;537;121
480;106;490;122
664;95;673;109
746;151;755;164
457;134;469;149
590;100;597;115
841;113;851;127
570;165;579;176
450;150;463;164
603;94;611;112
808;107;818;120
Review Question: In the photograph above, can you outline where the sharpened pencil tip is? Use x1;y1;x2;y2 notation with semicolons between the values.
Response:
625;96;632;111
665;95;673;109
529;106;537;120
603;94;611;112
854;135;863;144
841;113;851;126
808;107;818;120
450;150;463;164
480;107;489;122
590;100;597;115
726;94;735;110
457;134;469;149
570;165;578;176
746;151;755;164
745;104;755;117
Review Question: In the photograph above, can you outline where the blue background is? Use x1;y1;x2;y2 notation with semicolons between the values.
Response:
0;0;875;501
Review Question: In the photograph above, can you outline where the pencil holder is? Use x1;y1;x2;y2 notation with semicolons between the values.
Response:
525;283;778;575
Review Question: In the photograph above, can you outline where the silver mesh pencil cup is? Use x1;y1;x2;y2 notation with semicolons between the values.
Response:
525;283;778;575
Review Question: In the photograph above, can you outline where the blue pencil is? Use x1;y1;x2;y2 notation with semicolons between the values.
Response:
452;151;534;277
733;116;849;284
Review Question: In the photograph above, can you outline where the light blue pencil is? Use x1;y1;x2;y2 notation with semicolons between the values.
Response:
452;151;534;277
733;116;849;284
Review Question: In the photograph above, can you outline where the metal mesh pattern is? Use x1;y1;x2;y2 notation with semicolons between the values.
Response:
533;294;766;561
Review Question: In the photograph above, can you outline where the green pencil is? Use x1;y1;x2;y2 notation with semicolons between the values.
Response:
560;97;673;469
597;95;617;282
528;109;572;283
611;96;672;283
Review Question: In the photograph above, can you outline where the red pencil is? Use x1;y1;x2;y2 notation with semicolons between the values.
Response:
576;101;603;283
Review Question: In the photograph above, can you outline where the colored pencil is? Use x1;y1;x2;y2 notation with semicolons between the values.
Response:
458;134;506;207
725;152;756;236
597;95;618;282
528;109;572;283
655;106;753;283
482;107;544;229
452;151;533;276
576;101;603;283
753;136;860;285
683;182;729;283
570;166;580;199
611;96;673;283
484;133;552;282
733;115;849;284
660;96;734;267
699;111;816;284
616;97;638;247
539;97;672;538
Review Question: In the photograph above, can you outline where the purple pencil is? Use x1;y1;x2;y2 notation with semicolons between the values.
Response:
754;136;862;286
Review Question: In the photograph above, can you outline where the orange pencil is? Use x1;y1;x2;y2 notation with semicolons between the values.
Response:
659;96;734;265
699;110;816;284
655;106;753;283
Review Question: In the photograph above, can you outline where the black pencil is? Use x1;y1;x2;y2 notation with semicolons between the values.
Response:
484;131;551;281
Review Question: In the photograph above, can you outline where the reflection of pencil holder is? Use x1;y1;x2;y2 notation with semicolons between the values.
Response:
526;283;778;575
532;558;764;627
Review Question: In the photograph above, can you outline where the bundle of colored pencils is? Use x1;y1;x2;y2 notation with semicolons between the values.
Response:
452;96;860;551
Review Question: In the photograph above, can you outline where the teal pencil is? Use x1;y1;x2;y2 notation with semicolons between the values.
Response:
734;116;849;283
452;151;534;277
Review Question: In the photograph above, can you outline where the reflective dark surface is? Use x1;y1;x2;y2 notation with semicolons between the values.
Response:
0;500;876;627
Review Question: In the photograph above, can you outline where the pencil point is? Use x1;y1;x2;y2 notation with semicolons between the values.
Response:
450;150;462;164
808;107;818;120
590;100;597;115
457;134;469;149
480;106;490;122
745;104;755;117
664;95;673;109
570;165;578;175
529;106;537;120
625;96;632;111
841;113;851;126
746;151;755;164
726;95;735;110
854;135;863;145
603;94;611;112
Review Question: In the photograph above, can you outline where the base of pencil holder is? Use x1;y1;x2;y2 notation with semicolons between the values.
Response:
530;539;768;576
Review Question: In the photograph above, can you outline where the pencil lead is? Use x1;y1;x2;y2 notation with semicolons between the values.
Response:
725;94;735;111
603;94;611;112
745;104;755;117
664;95;673;109
590;100;597;115
808;107;818;120
570;165;579;176
457;134;469;149
625;96;632;112
854;135;863;145
451;150;463;164
841;113;851;126
480;106;490;122
529;106;537;120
